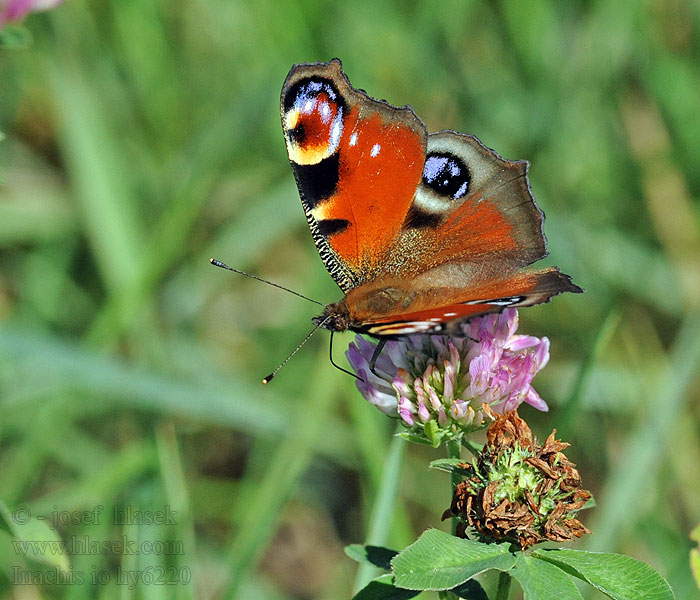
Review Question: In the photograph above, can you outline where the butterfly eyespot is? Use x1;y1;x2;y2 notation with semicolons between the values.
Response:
283;77;345;166
422;152;470;200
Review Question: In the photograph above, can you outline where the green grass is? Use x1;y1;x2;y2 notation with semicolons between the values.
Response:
1;1;699;598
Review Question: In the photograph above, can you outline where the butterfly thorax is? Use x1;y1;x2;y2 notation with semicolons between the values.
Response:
313;286;421;336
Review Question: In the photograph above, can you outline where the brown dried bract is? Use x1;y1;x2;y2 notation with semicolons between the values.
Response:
443;409;592;550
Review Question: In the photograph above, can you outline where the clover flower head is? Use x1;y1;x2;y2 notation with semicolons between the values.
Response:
442;408;592;549
345;309;550;446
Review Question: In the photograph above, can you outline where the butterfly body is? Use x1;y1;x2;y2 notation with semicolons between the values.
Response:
281;59;582;338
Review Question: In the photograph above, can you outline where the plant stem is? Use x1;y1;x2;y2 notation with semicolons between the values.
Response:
437;440;463;599
446;439;461;535
495;571;512;600
353;430;406;592
463;438;483;458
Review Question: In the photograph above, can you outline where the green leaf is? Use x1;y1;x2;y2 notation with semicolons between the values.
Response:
346;544;398;571
510;554;584;599
424;420;442;447
429;458;472;476
452;578;489;599
462;440;484;456
0;501;70;572
391;529;515;590
353;574;420;599
533;549;675;600
397;432;433;446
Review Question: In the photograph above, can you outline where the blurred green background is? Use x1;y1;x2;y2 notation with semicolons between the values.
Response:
1;1;700;598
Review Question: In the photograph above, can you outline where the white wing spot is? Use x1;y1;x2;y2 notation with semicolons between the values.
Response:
349;132;358;146
370;143;381;157
444;312;458;317
329;117;343;150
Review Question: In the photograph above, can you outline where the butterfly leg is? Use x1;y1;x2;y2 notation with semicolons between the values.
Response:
368;338;388;378
329;331;361;381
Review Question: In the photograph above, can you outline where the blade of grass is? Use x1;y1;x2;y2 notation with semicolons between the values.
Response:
554;309;621;438
30;440;159;515
222;348;340;599
353;430;406;592
588;310;700;550
46;55;144;296
0;324;356;465
155;422;195;600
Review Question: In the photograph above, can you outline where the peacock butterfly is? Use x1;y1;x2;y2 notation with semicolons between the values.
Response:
280;59;582;347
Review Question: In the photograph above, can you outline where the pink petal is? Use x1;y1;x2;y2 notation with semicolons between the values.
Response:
505;335;541;352
398;396;416;425
442;361;455;403
417;400;431;422
451;399;470;420
524;387;549;412
437;405;448;426
355;371;397;414
392;371;411;397
533;337;550;371
427;386;442;411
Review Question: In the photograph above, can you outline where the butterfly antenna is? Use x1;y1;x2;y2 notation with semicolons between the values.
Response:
262;318;329;384
210;258;324;306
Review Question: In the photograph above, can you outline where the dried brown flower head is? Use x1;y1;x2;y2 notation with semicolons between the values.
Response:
443;407;592;550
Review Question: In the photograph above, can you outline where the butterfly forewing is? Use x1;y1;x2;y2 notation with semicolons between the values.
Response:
281;59;427;292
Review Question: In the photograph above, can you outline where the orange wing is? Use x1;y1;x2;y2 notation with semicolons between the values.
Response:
281;59;427;291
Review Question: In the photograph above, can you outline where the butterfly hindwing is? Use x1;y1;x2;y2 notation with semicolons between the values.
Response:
378;131;549;281
352;267;581;335
419;131;547;266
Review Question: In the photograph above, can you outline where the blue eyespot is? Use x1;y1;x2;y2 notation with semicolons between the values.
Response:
422;153;470;200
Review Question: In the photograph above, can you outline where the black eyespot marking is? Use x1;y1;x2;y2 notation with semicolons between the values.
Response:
283;77;345;114
317;218;350;238
289;122;306;145
422;152;470;200
292;152;340;206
